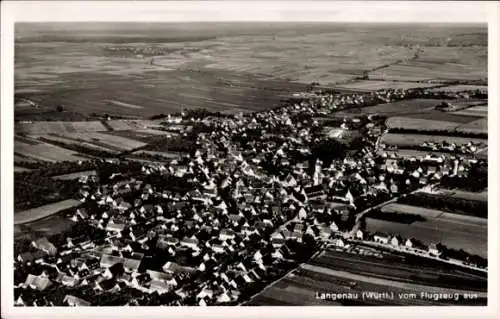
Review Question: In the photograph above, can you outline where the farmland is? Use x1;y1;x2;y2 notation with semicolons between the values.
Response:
14;140;88;162
335;99;443;117
333;80;441;92
386;117;459;131
365;203;487;258
15;23;487;121
432;188;488;202
428;85;488;93
14;199;82;225
52;170;97;181
380;133;486;148
249;248;486;306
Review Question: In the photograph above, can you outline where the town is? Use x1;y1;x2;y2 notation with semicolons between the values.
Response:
14;85;488;306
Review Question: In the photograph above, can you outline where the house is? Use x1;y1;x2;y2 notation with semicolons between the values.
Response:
63;295;91;307
428;243;441;256
405;238;414;248
390;236;399;247
106;221;125;233
100;254;141;273
24;274;52;291
17;251;46;264
332;237;345;248
219;229;236;241
180;237;199;250
162;261;194;275
356;230;364;240
32;238;57;256
271;237;286;248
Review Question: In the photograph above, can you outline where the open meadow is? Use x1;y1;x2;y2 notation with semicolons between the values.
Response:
366;203;487;258
249;247;486;306
15;23;487;120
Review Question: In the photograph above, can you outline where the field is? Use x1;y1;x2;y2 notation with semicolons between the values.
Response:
366;203;487;258
455;118;488;134
14;140;88;162
15;23;486;120
249;248;486;306
52;170;97;181
454;106;488;118
380;133;487;148
333;80;441;92
336;99;443;117
432;189;488;203
15;121;107;135
428;85;488;93
14;199;82;225
369;58;486;82
386;117;459;131
64;132;147;151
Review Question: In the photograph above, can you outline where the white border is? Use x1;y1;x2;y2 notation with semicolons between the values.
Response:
1;1;499;319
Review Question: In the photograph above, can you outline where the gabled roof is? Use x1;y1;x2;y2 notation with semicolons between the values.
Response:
64;295;91;306
24;274;52;291
100;254;141;273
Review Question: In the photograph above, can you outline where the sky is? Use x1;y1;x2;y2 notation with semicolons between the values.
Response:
6;1;489;23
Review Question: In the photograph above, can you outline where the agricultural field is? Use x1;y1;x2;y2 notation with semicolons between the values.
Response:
63;132;147;151
15;121;107;135
103;129;169;143
337;99;443;117
333;80;441;92
249;248;486;306
403;110;483;124
386;117;459;131
52;170;97;181
14;140;88;162
380;133;487;148
431;189;488;203
455;118;488;134
369;58;486;82
35;134;119;154
454;106;488;118
15;23;486;120
14;199;82;225
428;85;488;93
366;203;487;258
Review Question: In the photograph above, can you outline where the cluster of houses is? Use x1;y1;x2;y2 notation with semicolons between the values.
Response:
14;86;485;306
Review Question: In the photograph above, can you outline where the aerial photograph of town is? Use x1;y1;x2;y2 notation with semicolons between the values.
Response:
9;2;489;309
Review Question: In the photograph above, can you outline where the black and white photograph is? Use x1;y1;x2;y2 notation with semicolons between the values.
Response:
1;0;499;317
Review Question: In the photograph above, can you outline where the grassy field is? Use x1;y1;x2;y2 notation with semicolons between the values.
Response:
380;133;487;148
337;99;443;117
432;189;488;203
249;248;486;306
403;111;483;124
455;118;488;134
14;140;88;162
16;121;107;135
366;203;487;258
52;170;97;181
386;117;459;131
15;23;486;120
333;80;441;91
14;199;82;225
428;85;488;93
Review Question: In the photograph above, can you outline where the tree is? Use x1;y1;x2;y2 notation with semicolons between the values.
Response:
56;105;64;112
